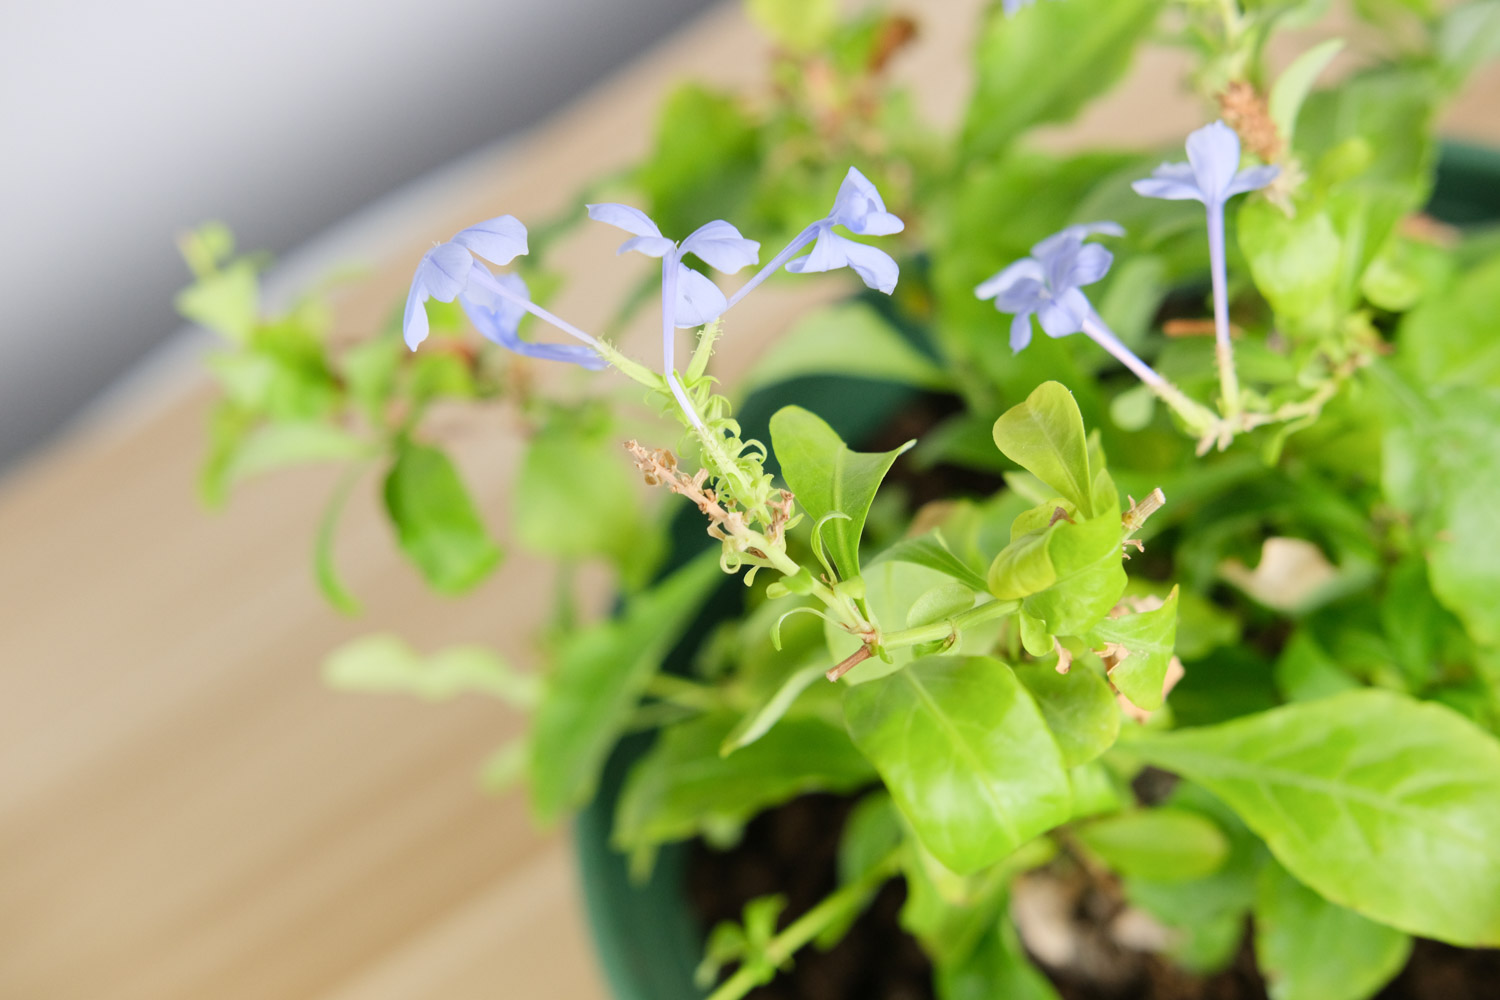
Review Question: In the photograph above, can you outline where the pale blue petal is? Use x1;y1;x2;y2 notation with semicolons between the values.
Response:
785;229;898;293
1224;164;1281;199
418;242;475;301
402;272;429;351
1059;243;1114;288
1031;221;1123;260
585;202;662;237
451;215;528;266
674;264;729;328
1131;175;1205;202
975;257;1045;301
618;235;676;258
784;226;847;274
1010;312;1034;352
1185;120;1242;204
830;166;905;235
680;219;761;273
993;277;1047;315
839;238;900;294
1038;294;1084;338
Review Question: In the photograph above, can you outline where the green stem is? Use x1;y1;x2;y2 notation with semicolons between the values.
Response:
705;850;902;1000
879;598;1020;652
644;673;723;711
591;338;662;389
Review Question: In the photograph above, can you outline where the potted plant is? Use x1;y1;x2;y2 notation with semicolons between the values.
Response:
179;1;1500;997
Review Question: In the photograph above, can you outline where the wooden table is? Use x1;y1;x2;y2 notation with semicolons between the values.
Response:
3;3;1495;997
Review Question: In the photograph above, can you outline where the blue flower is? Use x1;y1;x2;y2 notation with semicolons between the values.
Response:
1131;120;1278;207
404;214;603;367
460;272;606;369
586;203;761;327
784;167;903;294
975;222;1123;351
403;216;528;350
1132;121;1277;420
729;166;905;309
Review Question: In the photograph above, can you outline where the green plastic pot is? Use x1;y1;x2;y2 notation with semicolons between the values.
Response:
572;143;1500;1000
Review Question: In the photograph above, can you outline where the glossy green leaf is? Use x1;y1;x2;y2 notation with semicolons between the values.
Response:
1013;662;1120;768
1021;513;1126;638
383;440;502;594
1254;860;1411;1000
962;0;1162;162
1087;586;1179;712
871;530;990;594
745;302;949;393
839;792;905;885
1076;809;1229;882
1239;202;1344;330
992;382;1095;517
529;554;721;823
987;519;1060;600
615;711;873;853
1131;689;1500;945
323;633;537;705
770;405;913;582
843;656;1071;873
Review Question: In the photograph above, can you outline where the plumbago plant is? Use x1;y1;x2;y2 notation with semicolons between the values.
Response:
178;0;1500;997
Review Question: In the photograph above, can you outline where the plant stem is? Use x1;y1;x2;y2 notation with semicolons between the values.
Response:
1080;313;1218;436
1205;205;1242;423
705;850;902;1000
877;597;1020;653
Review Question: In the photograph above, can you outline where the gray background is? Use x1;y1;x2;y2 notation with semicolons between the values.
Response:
0;0;718;472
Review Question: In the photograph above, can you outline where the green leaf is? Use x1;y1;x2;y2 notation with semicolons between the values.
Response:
1076;809;1229;882
1398;254;1500;389
1013;662;1120;768
770;405;913;582
1238;202;1344;330
1270;39;1345;149
962;0;1162;163
936;919;1061;1000
1131;689;1500;945
992;382;1096;517
1087;586;1179;712
871;530;989;593
721;661;827;755
1254;860;1411;1000
839;792;905;885
528;554;721;822
1124;783;1268;972
615;711;873;854
1020;513;1126;638
744;303;949;393
224;420;373;486
514;407;659;588
174;260;259;341
745;0;837;52
383;440;502;594
323;633;536;705
1382;386;1500;644
843;656;1071;873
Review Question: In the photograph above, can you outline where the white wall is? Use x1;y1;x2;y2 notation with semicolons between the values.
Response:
0;0;716;470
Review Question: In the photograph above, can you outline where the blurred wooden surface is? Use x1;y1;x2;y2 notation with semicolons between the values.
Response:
2;3;1496;998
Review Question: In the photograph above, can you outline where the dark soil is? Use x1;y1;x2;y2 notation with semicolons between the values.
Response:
688;793;1500;1000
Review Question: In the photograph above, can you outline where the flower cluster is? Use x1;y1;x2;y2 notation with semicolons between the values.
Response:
976;120;1276;447
401;167;904;433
